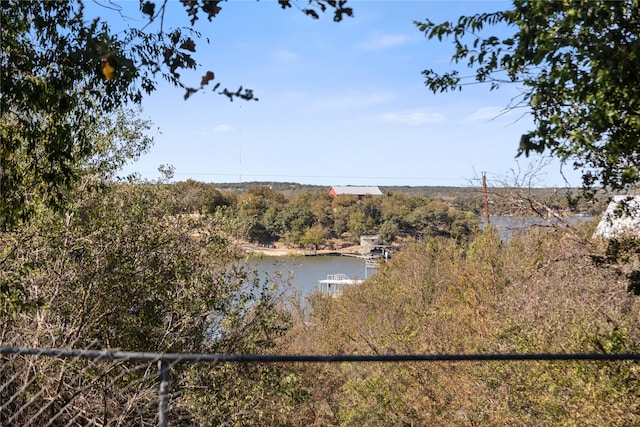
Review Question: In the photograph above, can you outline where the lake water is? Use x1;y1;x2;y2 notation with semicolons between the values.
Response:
482;215;596;241
246;216;596;295
247;255;374;295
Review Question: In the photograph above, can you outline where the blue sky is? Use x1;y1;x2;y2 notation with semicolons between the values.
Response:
103;1;583;187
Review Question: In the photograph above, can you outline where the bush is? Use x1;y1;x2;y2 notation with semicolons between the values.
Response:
282;227;640;425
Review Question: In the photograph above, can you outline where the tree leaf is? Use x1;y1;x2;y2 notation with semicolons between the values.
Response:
180;38;196;52
200;71;215;86
141;1;155;17
102;59;115;80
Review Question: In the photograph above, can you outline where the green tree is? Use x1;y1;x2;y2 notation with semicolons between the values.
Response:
292;191;334;229
417;1;640;192
299;224;329;252
170;179;228;214
241;186;287;218
347;210;370;241
237;185;286;243
1;181;298;424
378;219;399;244
266;202;316;238
0;96;154;229
1;0;352;228
380;193;413;227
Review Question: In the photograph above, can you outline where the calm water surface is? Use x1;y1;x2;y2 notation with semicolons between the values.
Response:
247;255;374;295
482;215;595;241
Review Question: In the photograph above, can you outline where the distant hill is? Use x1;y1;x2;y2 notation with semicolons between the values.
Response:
212;181;327;198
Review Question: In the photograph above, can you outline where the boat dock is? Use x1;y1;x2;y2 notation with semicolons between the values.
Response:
318;274;363;297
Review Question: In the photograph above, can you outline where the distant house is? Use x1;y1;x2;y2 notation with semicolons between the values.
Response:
328;186;383;200
593;195;640;239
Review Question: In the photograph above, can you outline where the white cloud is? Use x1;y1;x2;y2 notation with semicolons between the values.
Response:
380;110;446;125
358;34;411;51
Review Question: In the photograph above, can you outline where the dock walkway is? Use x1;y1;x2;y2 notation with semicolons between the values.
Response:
318;274;363;297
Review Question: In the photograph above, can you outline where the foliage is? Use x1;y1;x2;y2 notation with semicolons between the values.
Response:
265;202;316;241
169;179;230;214
299;225;329;251
0;95;154;229
417;0;640;192
235;185;287;243
590;236;640;295
281;226;640;425
2;1;150;227
0;0;351;228
0;181;300;424
206;182;603;217
232;190;479;246
378;219;399;244
196;184;481;246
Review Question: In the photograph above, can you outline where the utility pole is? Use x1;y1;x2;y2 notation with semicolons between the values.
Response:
482;172;490;227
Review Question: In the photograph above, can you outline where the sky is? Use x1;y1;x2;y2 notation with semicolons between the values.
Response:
100;0;584;188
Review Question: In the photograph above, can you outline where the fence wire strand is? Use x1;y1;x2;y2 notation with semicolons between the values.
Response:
2;344;639;426
2;346;640;363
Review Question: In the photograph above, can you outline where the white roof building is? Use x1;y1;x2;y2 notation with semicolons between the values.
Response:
593;195;640;239
328;186;383;199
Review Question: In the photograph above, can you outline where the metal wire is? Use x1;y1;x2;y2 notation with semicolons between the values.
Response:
2;346;639;363
2;345;638;426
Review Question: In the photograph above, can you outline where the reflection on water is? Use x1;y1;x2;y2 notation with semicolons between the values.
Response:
247;255;374;295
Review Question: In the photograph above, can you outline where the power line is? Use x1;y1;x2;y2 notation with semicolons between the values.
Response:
122;171;473;183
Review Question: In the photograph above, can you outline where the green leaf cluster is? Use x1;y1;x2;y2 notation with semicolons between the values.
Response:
1;0;353;228
417;1;640;192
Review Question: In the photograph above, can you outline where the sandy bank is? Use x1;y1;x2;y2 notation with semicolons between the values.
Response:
241;243;364;257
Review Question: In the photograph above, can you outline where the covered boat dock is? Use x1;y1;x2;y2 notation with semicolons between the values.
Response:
318;274;363;297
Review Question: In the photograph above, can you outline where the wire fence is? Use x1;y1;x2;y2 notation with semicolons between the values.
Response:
1;345;639;427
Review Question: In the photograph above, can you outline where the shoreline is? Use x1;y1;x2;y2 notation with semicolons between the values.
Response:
241;243;366;258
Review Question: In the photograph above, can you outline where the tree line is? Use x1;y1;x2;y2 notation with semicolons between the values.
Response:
166;179;480;247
